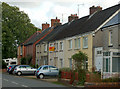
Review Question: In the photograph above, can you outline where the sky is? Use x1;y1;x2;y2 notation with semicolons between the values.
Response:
1;0;120;29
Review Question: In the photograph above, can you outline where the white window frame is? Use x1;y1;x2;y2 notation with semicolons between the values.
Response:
55;43;58;51
59;42;63;50
74;39;77;49
60;59;63;68
44;44;47;52
83;36;88;48
69;40;72;49
109;30;113;46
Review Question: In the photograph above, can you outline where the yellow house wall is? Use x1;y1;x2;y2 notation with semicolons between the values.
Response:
64;34;93;72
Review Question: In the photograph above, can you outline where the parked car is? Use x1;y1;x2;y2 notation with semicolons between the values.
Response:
13;65;36;76
8;65;18;74
7;65;17;73
36;65;59;79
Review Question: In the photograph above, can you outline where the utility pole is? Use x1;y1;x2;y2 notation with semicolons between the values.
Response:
78;3;84;18
62;13;63;23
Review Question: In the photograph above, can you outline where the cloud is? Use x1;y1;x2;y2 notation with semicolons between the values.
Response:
2;0;120;29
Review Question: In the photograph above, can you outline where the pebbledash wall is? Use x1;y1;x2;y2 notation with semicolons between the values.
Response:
48;32;93;72
102;24;120;79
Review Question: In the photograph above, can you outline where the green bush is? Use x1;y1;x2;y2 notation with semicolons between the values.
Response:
102;77;120;82
59;67;72;72
20;57;26;64
2;60;7;69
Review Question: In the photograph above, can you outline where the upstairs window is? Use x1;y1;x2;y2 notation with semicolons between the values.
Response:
69;40;72;49
59;42;63;50
44;44;47;52
78;38;81;48
83;37;88;48
55;43;58;51
109;30;113;46
74;39;77;49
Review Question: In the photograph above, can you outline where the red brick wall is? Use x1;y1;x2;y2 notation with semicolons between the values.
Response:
25;45;33;57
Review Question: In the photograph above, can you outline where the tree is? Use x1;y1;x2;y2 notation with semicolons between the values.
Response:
72;51;88;70
2;2;41;59
20;57;26;65
72;51;88;85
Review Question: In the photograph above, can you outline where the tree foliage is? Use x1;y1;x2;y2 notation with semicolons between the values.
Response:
72;51;88;70
72;51;88;85
2;2;41;59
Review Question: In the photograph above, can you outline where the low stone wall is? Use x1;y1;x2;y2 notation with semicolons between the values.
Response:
102;72;120;79
85;82;120;88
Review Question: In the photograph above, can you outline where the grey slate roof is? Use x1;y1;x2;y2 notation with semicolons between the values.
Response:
26;4;120;45
49;4;120;41
24;27;51;46
102;11;120;28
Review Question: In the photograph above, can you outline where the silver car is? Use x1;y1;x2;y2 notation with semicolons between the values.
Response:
36;65;59;79
13;65;36;76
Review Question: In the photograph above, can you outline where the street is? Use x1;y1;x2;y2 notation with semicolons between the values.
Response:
1;73;75;89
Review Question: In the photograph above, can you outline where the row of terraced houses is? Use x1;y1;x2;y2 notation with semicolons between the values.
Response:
17;4;120;79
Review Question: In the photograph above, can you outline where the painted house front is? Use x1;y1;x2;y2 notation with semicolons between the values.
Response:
49;40;65;68
48;4;120;72
94;9;120;78
102;23;120;79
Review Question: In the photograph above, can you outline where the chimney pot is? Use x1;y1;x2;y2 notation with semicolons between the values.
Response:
42;23;50;31
90;5;102;15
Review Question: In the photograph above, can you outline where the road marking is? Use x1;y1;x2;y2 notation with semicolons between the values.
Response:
3;79;8;81
21;85;28;87
11;81;18;85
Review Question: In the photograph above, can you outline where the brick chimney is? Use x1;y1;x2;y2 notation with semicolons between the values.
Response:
68;14;78;22
90;6;102;15
42;22;50;31
51;17;60;27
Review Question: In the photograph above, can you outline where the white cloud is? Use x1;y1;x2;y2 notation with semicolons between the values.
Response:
2;0;120;29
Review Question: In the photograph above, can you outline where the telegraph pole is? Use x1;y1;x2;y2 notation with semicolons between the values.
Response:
78;3;84;18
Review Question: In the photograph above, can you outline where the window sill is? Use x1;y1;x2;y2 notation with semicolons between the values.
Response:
83;47;88;49
59;50;63;52
108;45;113;47
74;48;79;50
68;49;72;51
55;51;58;52
44;51;47;53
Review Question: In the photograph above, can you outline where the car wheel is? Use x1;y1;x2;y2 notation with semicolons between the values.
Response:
17;71;22;76
39;74;44;79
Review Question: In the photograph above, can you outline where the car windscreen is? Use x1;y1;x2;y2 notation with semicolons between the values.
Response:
38;66;42;70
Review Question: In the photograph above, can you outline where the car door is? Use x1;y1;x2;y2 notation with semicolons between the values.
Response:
42;66;49;76
20;66;27;74
49;66;59;76
26;66;33;74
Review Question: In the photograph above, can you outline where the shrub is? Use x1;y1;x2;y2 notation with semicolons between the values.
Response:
59;67;72;72
20;57;26;64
